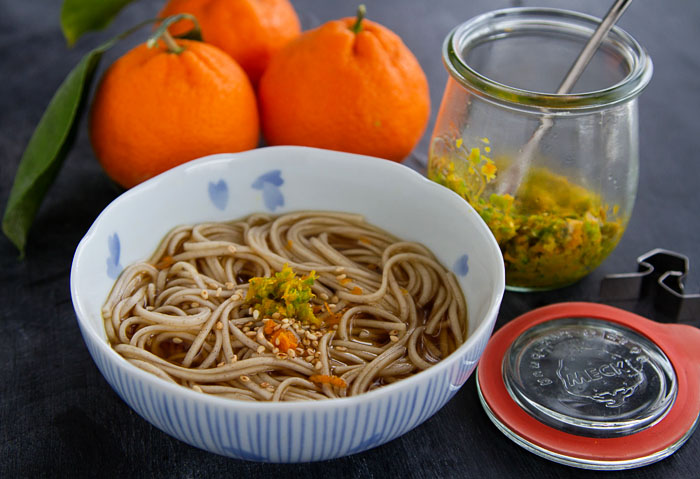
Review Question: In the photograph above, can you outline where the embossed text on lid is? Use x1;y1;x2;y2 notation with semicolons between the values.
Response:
503;317;677;437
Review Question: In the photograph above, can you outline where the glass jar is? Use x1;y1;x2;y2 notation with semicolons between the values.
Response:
428;8;652;291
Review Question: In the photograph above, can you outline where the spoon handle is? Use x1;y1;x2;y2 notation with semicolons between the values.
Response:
558;0;633;94
497;0;633;195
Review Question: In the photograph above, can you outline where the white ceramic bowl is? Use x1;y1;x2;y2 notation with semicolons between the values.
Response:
70;146;505;462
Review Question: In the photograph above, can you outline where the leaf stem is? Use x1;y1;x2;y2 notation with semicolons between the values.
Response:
147;13;202;54
351;4;367;34
160;30;183;54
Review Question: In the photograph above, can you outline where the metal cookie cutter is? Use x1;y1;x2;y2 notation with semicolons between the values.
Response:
600;248;700;322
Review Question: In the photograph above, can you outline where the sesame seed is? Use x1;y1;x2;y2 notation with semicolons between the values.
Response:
260;381;270;388
336;346;347;351
272;347;280;354
257;345;266;354
228;245;237;254
267;387;275;393
217;361;225;367
240;375;250;382
335;266;345;273
274;338;281;346
390;335;399;342
314;361;323;370
305;331;316;341
272;312;281;319
225;282;235;290
320;293;329;301
248;307;253;315
191;302;199;308
359;330;370;338
305;355;314;362
245;331;257;337
192;385;203;393
276;352;287;360
243;326;250;332
146;305;154;311
215;287;222;297
232;293;241;301
253;310;260;320
282;318;290;324
172;337;183;344
331;295;339;303
336;273;347;281
231;355;238;363
200;289;209;299
216;321;223;330
287;349;296;358
312;340;319;347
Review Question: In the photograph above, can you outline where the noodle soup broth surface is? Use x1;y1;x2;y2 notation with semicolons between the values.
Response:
102;211;467;401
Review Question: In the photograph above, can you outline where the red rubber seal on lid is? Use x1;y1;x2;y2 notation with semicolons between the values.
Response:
478;302;700;465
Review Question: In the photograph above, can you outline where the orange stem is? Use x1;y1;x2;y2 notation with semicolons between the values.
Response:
351;5;367;34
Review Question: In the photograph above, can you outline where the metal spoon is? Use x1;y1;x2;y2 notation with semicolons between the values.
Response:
496;0;633;195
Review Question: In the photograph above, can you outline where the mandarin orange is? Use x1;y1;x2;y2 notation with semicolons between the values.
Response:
160;0;301;85
258;7;430;162
89;37;259;189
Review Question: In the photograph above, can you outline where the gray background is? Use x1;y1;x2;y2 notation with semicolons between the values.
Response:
1;0;699;477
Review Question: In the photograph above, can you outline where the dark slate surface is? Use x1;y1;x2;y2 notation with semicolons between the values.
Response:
1;0;699;477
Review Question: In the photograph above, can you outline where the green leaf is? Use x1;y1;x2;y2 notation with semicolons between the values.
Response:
2;54;101;257
61;0;136;46
2;22;150;258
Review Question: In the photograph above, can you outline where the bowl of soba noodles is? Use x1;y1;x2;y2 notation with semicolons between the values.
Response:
70;146;505;462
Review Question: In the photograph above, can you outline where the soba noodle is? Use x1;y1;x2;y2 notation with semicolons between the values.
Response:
103;211;467;401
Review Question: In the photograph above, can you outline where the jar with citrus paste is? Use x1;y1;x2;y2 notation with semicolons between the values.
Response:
428;8;652;291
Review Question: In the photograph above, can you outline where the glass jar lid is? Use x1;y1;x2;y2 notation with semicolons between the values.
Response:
476;302;700;470
503;317;677;438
